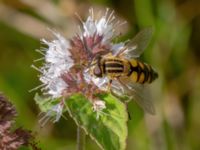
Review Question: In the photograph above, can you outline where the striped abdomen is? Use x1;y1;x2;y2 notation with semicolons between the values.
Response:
102;58;129;78
129;59;158;84
99;57;158;84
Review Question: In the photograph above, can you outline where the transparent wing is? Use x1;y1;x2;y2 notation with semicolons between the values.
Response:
111;78;155;115
123;27;153;59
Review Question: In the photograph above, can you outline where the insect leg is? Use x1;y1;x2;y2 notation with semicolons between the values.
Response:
107;79;113;91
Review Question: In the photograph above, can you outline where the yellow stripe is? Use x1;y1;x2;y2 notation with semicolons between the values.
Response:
105;61;123;65
106;67;123;70
138;61;145;70
146;64;152;83
138;72;145;83
130;71;138;82
130;59;138;67
147;74;151;83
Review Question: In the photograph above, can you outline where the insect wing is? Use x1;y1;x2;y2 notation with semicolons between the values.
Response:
123;27;153;59
126;82;155;115
111;78;155;115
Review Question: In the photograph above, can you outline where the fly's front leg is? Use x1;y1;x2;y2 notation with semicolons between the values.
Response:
107;79;112;92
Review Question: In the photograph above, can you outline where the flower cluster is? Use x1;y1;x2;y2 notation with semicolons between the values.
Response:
0;94;34;150
35;8;127;123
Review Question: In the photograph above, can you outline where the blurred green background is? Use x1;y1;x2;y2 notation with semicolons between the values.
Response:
0;0;200;149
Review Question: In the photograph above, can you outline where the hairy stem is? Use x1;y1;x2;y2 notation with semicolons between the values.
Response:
77;126;86;150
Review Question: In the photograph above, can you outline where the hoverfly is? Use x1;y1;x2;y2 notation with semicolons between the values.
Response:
89;28;158;115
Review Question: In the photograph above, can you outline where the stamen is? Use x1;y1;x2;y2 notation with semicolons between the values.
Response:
89;8;94;20
118;21;127;27
39;113;51;127
106;10;114;25
31;65;43;73
105;8;109;18
35;49;45;55
75;12;84;25
28;83;46;92
34;57;45;62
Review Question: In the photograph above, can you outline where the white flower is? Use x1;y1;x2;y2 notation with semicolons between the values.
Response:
50;103;64;122
39;31;74;98
93;100;106;120
40;77;67;98
82;8;123;44
34;8;129;124
93;100;106;111
39;102;64;126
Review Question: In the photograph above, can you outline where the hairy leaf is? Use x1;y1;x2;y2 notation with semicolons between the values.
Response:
66;94;128;150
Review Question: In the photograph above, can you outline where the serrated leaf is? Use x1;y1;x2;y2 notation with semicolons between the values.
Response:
66;94;128;150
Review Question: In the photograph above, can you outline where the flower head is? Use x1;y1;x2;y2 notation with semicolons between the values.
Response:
0;94;33;150
82;8;118;43
34;8;127;123
92;100;106;120
93;100;106;112
39;31;73;98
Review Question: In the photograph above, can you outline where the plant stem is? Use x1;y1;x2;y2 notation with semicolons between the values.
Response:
77;126;86;150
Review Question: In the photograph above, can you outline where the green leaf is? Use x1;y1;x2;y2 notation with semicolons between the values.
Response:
66;94;128;150
34;93;128;149
34;93;60;112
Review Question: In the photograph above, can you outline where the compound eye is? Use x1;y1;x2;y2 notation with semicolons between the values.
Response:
93;66;102;77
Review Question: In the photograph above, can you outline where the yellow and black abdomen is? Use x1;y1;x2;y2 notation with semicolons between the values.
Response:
129;59;158;84
102;58;129;78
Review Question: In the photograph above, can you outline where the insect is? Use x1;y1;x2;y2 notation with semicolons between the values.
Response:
89;28;158;114
92;53;158;84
